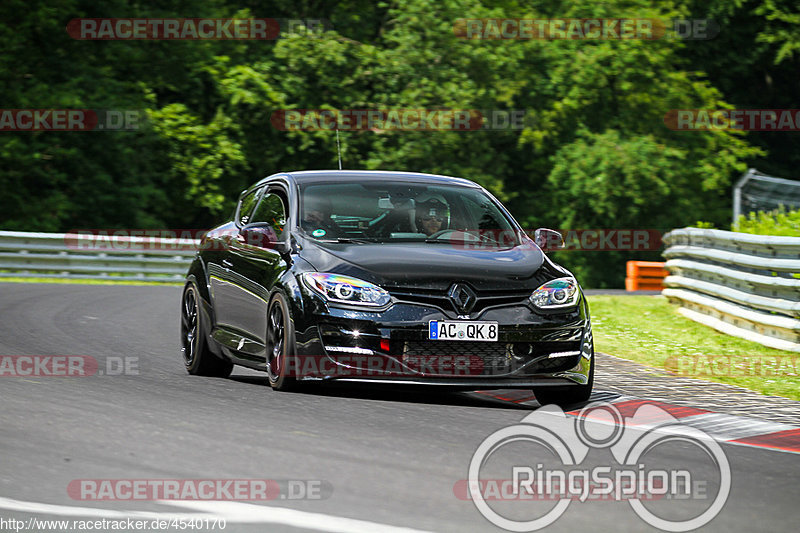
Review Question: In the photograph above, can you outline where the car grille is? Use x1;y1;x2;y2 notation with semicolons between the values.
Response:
388;288;531;314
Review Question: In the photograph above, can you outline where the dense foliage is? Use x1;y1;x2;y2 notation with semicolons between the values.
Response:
2;0;798;286
735;207;800;236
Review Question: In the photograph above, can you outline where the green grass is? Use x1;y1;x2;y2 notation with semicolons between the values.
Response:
588;295;800;401
698;205;800;236
0;276;182;286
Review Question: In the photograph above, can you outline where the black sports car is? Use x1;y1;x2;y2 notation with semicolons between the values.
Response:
181;170;593;405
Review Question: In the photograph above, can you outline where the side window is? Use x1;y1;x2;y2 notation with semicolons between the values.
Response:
237;188;261;226
250;192;287;239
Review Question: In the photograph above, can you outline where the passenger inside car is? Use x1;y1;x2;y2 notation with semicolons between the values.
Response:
366;197;417;237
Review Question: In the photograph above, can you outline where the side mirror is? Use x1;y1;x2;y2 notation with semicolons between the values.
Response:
534;228;564;251
239;223;287;252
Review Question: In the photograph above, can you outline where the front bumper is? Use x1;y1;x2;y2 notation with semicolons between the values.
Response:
292;296;593;388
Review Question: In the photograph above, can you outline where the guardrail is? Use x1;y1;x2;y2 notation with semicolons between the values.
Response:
662;227;800;352
0;231;197;283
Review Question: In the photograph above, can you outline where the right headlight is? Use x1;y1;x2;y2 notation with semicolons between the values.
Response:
302;272;391;307
530;277;580;309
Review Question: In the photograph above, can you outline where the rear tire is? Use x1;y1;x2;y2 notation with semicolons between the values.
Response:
266;290;298;392
181;282;233;377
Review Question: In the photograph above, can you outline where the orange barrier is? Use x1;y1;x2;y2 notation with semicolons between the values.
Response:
625;261;667;291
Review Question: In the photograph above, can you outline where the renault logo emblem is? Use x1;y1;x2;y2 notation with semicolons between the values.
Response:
448;283;477;314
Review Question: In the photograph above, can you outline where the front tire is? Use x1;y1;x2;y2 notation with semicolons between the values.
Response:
181;282;233;377
266;290;298;391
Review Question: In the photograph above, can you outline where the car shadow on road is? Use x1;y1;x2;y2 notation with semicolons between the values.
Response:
229;373;622;411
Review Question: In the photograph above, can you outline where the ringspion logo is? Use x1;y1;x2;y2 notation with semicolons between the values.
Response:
464;402;730;531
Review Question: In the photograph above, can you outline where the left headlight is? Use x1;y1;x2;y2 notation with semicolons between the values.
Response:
530;277;580;309
302;272;391;307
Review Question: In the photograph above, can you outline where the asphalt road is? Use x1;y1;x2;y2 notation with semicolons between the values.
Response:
0;283;797;532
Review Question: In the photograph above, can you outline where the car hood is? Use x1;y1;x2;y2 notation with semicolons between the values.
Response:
297;238;559;291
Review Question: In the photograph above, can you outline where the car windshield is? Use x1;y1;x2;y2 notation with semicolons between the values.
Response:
298;180;522;247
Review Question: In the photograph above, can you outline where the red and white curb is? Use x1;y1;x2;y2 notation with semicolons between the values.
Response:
468;391;800;454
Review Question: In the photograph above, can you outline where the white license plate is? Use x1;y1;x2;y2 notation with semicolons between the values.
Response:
428;321;498;342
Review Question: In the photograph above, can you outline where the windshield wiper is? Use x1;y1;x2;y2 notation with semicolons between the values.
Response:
296;227;380;244
322;237;381;244
424;237;517;247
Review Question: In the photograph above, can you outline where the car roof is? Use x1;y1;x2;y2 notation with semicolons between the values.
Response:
254;170;482;190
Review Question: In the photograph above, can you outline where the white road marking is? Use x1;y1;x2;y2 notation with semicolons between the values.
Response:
166;500;435;533
0;497;205;520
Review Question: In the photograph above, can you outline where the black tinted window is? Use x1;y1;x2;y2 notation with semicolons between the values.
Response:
250;193;287;239
298;181;519;246
237;189;261;226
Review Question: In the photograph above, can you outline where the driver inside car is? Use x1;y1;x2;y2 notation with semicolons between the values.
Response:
301;195;343;239
414;195;449;236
